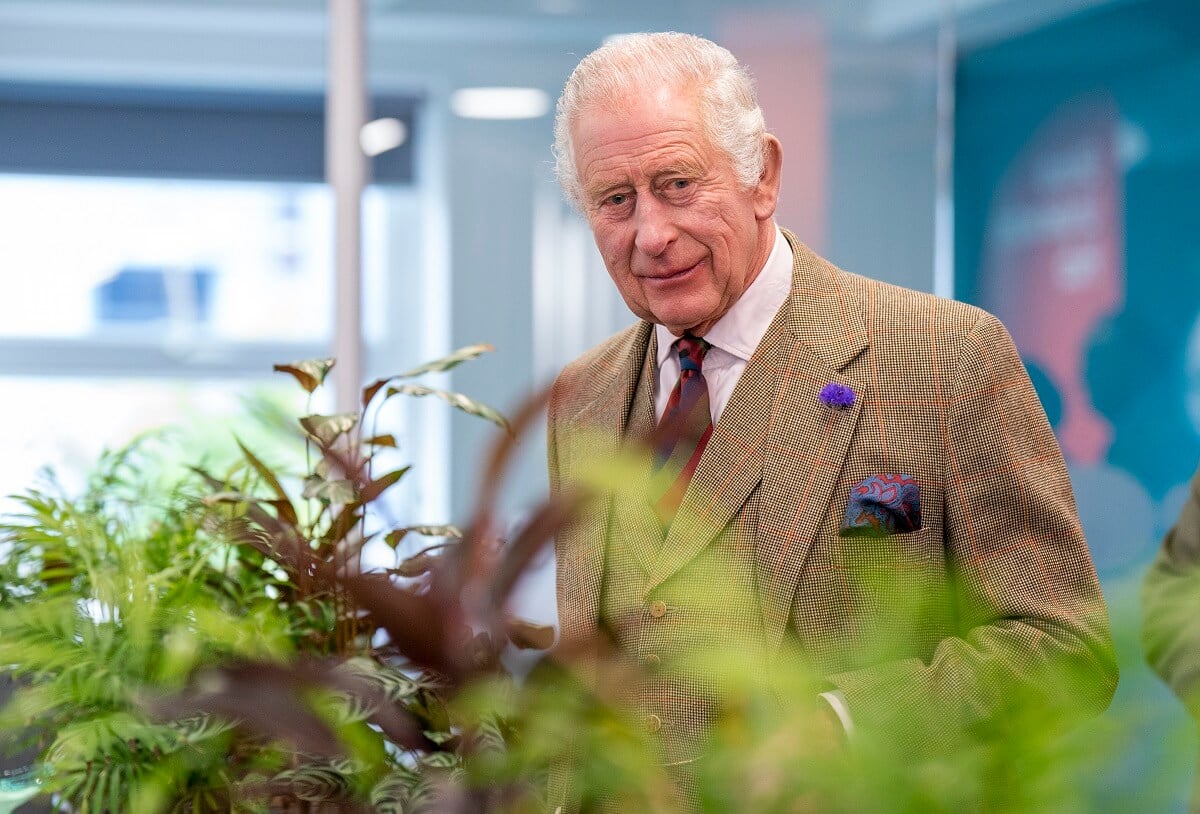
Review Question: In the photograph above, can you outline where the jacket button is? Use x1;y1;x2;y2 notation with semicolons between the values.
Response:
646;714;662;733
649;600;667;618
643;653;661;668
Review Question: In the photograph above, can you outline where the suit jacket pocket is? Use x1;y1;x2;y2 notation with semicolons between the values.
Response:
839;525;938;570
837;526;948;658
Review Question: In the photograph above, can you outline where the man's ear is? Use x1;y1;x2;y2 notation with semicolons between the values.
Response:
753;134;783;221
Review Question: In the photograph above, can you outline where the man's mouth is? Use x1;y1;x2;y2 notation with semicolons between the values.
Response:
643;260;702;283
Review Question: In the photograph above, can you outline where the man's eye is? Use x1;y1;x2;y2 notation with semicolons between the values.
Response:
606;193;628;206
671;179;690;189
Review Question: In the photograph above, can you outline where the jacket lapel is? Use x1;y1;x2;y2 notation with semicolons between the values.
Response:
755;343;866;658
613;335;667;574
556;322;654;645
646;303;787;594
757;232;870;657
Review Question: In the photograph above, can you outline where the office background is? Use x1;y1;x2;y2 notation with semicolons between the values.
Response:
1;0;1197;808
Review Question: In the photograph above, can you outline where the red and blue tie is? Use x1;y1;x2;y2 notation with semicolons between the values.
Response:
652;334;713;522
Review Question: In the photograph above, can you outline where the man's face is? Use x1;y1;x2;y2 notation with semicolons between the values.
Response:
570;85;781;337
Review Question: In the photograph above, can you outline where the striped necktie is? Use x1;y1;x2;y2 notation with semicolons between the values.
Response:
652;334;713;522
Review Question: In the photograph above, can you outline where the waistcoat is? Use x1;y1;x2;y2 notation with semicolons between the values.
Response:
598;343;769;775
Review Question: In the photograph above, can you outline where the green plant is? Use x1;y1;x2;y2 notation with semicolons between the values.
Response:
0;346;546;812
5;349;1178;813
174;349;530;810
170;424;1195;814
0;439;293;811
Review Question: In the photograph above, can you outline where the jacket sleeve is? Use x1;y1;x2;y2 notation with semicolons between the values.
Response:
825;312;1118;750
1142;463;1200;712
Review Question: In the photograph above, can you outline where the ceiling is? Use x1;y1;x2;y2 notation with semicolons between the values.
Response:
0;0;1132;117
0;0;1129;46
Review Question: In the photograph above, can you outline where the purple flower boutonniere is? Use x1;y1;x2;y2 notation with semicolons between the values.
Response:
819;382;856;410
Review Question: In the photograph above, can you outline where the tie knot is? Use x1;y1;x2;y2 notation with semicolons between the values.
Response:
676;334;709;373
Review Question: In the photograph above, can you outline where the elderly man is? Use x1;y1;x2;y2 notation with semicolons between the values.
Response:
546;31;1116;808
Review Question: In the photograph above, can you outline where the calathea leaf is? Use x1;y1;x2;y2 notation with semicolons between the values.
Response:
420;751;459;769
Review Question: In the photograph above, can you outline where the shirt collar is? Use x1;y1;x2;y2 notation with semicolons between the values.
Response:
656;225;793;365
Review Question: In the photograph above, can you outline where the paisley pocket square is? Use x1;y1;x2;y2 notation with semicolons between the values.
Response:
839;474;922;536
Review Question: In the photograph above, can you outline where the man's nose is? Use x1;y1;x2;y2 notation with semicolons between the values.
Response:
632;196;677;258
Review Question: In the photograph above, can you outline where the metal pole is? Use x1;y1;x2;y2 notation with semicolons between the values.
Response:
327;0;368;414
933;0;957;300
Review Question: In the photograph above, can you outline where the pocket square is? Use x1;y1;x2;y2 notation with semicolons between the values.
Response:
839;474;922;536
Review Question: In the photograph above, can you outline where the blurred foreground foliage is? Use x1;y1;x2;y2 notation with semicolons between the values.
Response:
0;349;1192;812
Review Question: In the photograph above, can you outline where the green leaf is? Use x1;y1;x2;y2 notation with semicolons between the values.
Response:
107;763;122;813
362;434;397;448
420;751;459;769
393;344;494;379
273;358;336;393
474;714;507;754
336;658;421;704
370;773;417;814
299;413;360;445
385;384;509;431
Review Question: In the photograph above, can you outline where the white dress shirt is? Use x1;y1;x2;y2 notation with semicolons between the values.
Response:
654;225;793;423
652;225;855;738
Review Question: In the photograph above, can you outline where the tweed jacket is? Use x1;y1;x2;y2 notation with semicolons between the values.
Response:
1143;461;1200;812
547;230;1118;757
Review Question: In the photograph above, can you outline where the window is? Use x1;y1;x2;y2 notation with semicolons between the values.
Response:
0;84;435;518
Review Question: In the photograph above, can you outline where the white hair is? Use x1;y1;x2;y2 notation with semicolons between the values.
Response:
553;31;768;210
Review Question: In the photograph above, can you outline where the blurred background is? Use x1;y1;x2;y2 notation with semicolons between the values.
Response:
0;0;1197;808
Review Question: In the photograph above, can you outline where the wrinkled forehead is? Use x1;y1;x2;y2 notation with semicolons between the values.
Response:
570;89;720;198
